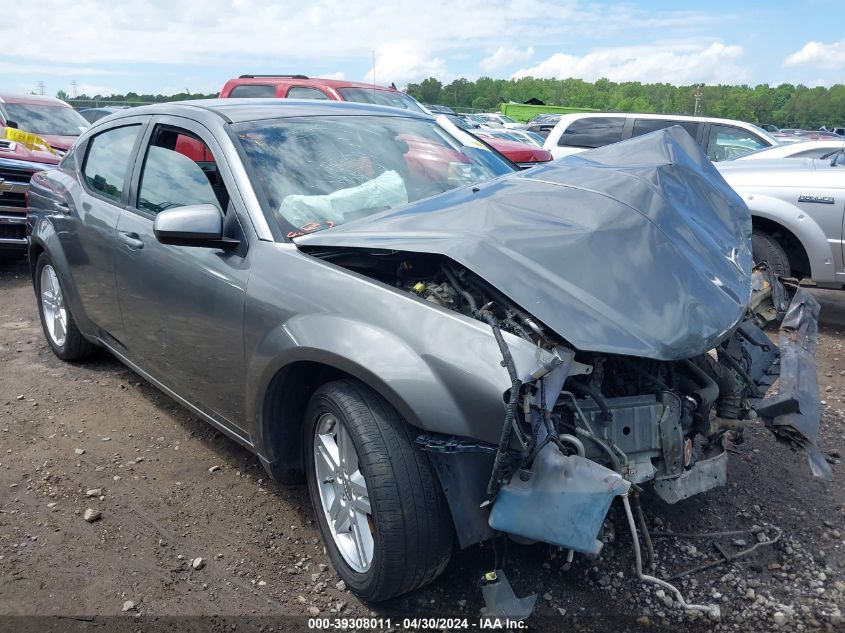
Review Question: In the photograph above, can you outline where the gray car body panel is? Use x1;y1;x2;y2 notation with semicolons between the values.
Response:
716;158;845;285
298;127;753;361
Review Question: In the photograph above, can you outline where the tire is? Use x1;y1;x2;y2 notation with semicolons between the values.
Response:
303;379;453;602
751;230;791;278
34;252;94;361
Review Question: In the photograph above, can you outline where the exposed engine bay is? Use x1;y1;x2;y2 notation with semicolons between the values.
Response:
305;246;826;501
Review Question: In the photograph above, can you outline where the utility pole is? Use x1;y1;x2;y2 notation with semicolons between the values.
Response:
693;85;703;116
37;80;45;96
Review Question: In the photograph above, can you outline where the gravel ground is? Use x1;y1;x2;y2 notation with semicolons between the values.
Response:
1;255;844;632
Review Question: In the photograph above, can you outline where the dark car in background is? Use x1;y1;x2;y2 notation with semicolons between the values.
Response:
525;113;561;139
78;106;131;124
25;100;822;613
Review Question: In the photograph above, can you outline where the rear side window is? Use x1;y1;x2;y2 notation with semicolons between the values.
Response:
631;118;700;141
558;117;625;148
82;125;141;202
286;86;330;100
229;84;276;98
707;124;768;161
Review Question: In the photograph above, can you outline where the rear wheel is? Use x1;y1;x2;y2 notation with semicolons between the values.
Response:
751;230;791;278
35;252;94;361
303;379;453;602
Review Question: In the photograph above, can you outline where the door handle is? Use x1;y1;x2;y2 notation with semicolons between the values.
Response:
118;231;144;250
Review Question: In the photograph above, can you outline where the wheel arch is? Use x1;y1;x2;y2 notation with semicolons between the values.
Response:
751;216;811;277
247;313;535;483
254;351;445;484
26;226;94;336
743;195;835;281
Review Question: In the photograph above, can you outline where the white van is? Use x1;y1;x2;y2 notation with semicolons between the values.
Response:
543;112;778;161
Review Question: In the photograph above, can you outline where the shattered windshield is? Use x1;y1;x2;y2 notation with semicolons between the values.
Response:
3;103;90;136
235;115;514;238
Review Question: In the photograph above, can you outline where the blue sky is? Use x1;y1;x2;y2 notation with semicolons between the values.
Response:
1;0;844;97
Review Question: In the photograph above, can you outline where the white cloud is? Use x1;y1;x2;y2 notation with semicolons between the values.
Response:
783;39;845;71
362;42;447;86
512;41;747;85
479;46;534;73
322;71;346;80
0;0;721;67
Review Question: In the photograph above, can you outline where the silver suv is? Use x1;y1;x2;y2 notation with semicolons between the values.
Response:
544;112;778;161
717;153;845;287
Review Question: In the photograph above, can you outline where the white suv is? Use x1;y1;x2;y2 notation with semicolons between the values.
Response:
544;112;778;161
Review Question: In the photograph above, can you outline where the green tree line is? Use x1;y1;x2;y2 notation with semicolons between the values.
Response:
57;77;845;129
406;77;845;128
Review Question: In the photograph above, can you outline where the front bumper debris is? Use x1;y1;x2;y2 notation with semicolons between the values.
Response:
752;287;829;479
654;449;728;504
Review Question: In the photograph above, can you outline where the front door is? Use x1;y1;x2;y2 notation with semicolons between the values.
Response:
114;117;252;435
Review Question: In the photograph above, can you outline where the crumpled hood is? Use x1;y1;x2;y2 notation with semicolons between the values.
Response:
296;126;753;360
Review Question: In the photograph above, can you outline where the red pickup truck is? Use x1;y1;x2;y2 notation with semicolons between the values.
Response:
0;94;89;257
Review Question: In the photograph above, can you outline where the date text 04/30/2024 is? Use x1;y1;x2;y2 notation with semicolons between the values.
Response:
307;617;528;629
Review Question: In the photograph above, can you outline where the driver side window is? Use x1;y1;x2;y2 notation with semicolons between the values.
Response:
137;126;229;215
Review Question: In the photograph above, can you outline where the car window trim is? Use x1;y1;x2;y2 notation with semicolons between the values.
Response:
124;115;253;250
78;116;150;207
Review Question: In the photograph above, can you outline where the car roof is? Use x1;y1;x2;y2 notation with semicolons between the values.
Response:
552;111;777;143
555;111;758;127
0;93;72;107
226;76;403;92
103;98;434;125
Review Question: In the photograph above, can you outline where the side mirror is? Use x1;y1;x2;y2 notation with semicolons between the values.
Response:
153;204;236;249
5;120;19;129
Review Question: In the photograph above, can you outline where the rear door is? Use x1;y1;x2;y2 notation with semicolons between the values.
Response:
57;116;148;343
114;116;252;436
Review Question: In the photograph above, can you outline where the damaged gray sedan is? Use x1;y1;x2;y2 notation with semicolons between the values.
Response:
26;100;824;613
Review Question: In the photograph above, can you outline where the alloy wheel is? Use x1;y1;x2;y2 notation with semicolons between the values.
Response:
40;265;67;347
313;413;374;572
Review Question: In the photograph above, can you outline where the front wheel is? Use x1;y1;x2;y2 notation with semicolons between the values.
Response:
304;379;454;602
35;252;94;361
751;230;791;278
